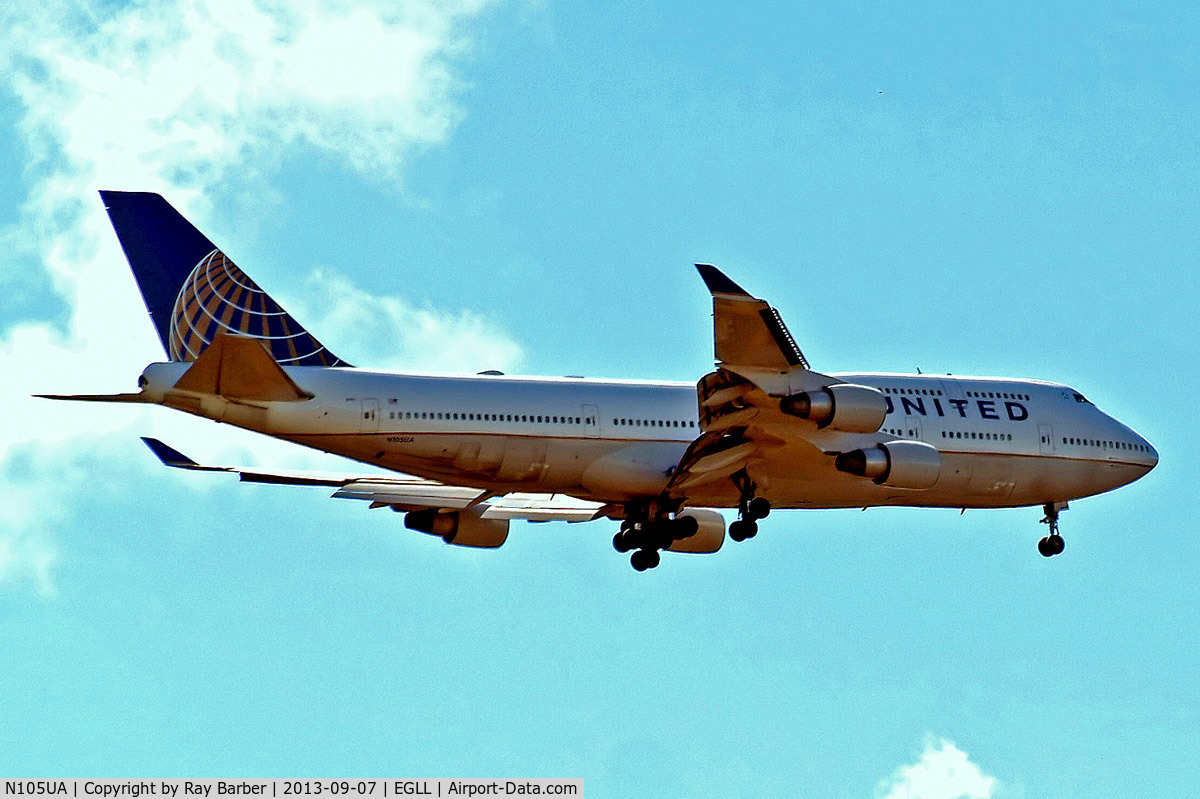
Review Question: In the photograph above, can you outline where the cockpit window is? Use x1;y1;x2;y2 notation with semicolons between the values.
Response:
1073;392;1091;404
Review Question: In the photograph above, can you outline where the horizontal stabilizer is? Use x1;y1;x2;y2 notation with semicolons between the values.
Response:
35;392;152;403
173;332;313;402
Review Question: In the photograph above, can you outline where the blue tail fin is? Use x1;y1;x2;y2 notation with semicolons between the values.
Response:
100;191;348;366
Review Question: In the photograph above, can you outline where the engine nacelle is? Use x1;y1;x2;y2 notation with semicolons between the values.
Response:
666;508;725;554
834;440;942;490
404;507;510;548
780;384;887;433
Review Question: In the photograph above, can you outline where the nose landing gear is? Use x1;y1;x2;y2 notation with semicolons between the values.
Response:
1038;501;1067;557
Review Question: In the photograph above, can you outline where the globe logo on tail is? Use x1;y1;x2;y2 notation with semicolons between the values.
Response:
168;250;346;366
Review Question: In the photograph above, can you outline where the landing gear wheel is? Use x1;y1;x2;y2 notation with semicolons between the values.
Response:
631;548;660;571
673;515;699;539
747;497;771;520
730;519;757;542
1038;534;1065;557
613;531;633;553
729;520;747;542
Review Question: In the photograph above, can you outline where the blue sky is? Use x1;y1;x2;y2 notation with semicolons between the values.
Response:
1;1;1196;796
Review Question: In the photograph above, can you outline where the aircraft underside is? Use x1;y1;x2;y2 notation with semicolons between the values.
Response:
282;430;1146;511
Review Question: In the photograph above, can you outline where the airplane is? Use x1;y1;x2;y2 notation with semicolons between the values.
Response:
40;191;1159;570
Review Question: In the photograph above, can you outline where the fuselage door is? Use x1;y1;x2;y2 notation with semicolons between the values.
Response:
361;399;379;433
904;415;922;441
1038;423;1055;455
582;404;600;438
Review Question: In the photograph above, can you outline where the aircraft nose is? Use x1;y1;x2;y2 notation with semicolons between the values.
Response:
1129;427;1158;473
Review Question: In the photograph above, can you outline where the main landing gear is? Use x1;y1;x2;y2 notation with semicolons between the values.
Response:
1037;501;1067;557
728;470;770;542
612;512;700;571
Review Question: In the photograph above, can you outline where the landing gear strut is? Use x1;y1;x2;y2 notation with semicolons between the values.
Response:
1037;501;1067;557
729;470;770;542
612;509;700;571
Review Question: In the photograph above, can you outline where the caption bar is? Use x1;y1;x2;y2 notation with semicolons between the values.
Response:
2;781;582;799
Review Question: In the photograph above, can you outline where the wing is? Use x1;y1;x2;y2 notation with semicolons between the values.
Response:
696;263;809;373
663;266;890;501
141;437;604;522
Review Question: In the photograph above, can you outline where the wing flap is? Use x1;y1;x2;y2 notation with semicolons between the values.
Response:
481;494;603;522
333;480;483;509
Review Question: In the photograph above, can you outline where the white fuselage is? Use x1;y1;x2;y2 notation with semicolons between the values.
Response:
140;363;1157;510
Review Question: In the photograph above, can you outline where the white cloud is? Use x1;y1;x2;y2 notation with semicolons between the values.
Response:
0;0;516;593
876;737;1000;799
0;475;59;598
296;268;521;372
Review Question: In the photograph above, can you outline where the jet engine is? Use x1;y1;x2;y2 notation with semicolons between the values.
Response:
780;384;887;433
404;507;510;548
834;440;942;490
665;508;726;554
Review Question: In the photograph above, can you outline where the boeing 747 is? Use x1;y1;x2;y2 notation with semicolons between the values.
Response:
41;192;1158;570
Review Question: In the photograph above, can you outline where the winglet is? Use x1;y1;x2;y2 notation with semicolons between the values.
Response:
696;263;751;297
141;437;217;470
